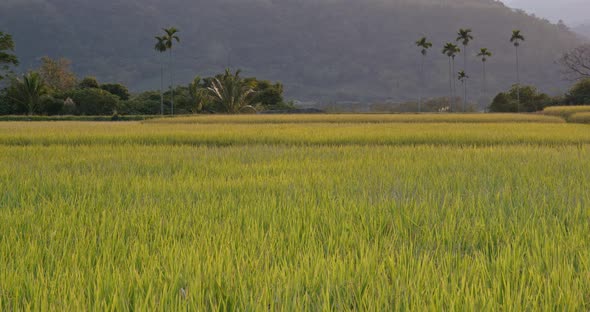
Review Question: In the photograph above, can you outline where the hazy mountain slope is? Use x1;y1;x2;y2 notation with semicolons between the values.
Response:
0;0;582;102
573;24;590;38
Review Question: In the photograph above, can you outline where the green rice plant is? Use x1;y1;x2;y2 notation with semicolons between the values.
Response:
0;118;589;310
145;113;564;124
1;121;588;147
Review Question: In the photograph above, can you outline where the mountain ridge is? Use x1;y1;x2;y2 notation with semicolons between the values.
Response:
0;0;583;102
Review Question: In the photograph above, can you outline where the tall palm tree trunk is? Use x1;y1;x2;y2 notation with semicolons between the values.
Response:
419;55;425;113
463;80;467;112
448;57;452;112
452;58;457;112
516;46;520;112
482;61;487;112
463;48;467;72
482;61;487;94
169;49;174;115
463;49;467;112
160;57;164;115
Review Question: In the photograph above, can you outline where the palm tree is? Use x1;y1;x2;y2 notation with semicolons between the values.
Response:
188;76;209;113
510;30;525;112
477;48;492;95
415;37;433;113
9;72;47;115
456;29;474;71
208;69;256;114
154;36;167;115
443;43;461;111
162;27;180;115
457;70;469;112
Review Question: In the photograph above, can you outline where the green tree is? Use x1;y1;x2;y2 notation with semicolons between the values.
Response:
415;37;432;112
0;31;18;82
100;83;130;100
7;72;48;115
477;48;492;95
187;76;210;113
40;96;65;115
443;43;460;112
565;78;590;105
208;69;256;114
457;70;469;112
247;79;286;109
120;91;162;115
79;76;100;89
489;84;551;112
162;27;180;115
68;88;119;115
154;36;167;115
510;30;525;112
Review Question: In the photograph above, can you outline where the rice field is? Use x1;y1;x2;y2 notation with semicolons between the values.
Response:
1;115;589;310
542;105;590;119
569;112;590;124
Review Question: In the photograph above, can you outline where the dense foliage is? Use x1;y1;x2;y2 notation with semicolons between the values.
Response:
0;58;288;115
565;79;590;105
0;31;18;82
489;85;556;112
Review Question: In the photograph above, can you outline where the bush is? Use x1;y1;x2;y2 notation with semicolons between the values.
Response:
78;76;99;89
67;88;119;115
489;85;556;112
120;91;162;115
565;79;590;105
101;83;130;100
40;96;64;115
0;88;15;115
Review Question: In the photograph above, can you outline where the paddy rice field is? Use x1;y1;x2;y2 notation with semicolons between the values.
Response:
0;113;589;310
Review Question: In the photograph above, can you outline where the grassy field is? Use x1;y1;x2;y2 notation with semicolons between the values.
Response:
569;112;590;124
1;115;589;310
542;106;590;119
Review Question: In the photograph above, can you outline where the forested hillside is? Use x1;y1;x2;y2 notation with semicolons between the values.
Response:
0;0;583;102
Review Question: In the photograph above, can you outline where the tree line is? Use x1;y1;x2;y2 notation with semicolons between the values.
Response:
0;29;292;116
416;28;590;112
2;24;590;116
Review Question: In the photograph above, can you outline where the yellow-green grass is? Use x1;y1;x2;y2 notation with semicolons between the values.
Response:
568;112;590;124
146;113;564;124
1;121;589;147
542;106;590;119
1;119;590;310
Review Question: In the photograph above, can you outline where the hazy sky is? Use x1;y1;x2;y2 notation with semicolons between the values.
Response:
503;0;590;25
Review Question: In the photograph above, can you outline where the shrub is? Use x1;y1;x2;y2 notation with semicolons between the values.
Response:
78;76;99;89
40;96;64;115
101;83;130;100
489;85;556;112
67;88;119;115
120;91;162;115
565;79;590;105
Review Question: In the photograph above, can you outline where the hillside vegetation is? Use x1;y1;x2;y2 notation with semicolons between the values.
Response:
0;0;583;102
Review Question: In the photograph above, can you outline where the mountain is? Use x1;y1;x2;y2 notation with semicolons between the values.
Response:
573;24;590;38
502;0;590;25
0;0;583;102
